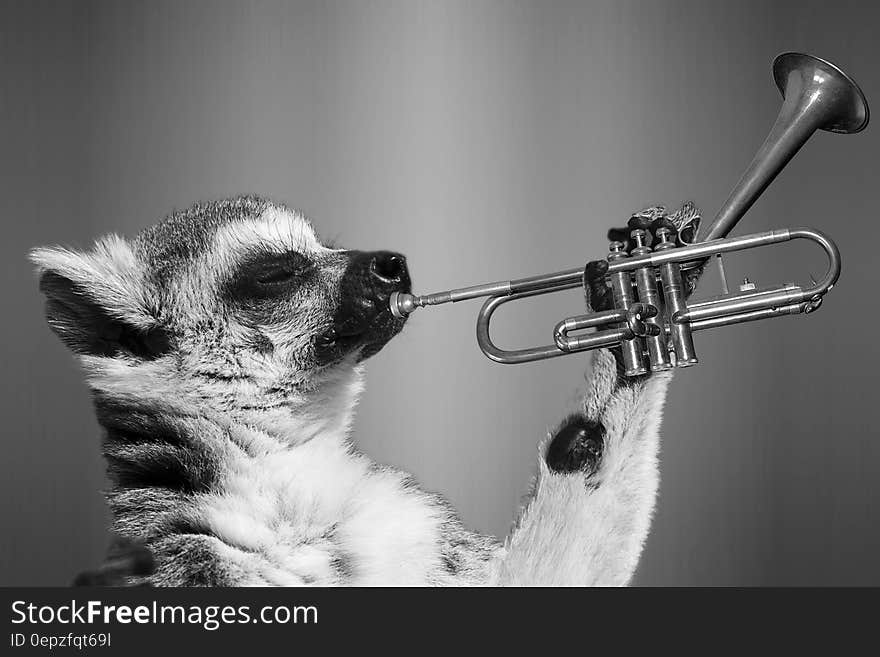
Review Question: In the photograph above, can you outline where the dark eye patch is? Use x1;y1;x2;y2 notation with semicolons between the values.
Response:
226;251;315;301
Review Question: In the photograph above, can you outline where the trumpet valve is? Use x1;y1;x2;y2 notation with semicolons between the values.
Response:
654;227;675;247
630;228;649;251
608;240;626;255
652;229;700;369
607;239;648;376
630;228;675;373
626;303;661;337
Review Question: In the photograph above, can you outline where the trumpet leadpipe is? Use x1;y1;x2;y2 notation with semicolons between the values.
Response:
389;281;511;317
389;268;583;318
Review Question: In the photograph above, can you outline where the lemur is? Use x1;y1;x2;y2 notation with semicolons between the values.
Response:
31;196;701;586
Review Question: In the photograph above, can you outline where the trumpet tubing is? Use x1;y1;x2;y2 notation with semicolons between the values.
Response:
389;53;868;374
550;226;840;369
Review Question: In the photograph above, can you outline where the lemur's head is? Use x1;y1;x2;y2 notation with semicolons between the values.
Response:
31;197;411;434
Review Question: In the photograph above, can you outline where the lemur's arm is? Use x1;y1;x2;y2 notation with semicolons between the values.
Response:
492;209;701;586
492;350;672;586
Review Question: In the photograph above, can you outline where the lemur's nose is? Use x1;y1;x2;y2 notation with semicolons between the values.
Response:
370;252;407;284
346;250;411;298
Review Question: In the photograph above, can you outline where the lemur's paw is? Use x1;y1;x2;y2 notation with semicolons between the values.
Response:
73;535;155;587
546;415;605;475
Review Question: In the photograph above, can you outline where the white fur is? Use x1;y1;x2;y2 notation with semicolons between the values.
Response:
213;207;327;261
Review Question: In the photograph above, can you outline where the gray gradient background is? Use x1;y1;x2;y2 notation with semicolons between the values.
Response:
2;0;878;586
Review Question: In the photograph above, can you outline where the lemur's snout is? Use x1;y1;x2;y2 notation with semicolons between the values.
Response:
317;250;411;365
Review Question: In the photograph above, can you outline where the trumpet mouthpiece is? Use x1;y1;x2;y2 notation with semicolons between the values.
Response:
389;291;419;318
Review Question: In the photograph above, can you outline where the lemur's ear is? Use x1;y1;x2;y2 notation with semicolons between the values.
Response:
29;236;170;360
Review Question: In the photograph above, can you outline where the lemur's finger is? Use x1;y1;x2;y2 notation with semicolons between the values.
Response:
627;214;654;232
606;226;630;245
584;259;611;311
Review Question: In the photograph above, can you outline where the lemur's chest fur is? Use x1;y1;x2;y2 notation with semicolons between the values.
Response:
198;436;453;585
97;384;485;586
87;352;498;586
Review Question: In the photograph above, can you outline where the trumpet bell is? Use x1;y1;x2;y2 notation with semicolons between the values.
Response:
773;52;869;134
705;52;869;242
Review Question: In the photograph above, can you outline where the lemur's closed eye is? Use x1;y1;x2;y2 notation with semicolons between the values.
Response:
228;251;315;300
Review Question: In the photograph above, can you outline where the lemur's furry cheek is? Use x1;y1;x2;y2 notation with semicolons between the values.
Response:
315;250;410;366
546;415;605;475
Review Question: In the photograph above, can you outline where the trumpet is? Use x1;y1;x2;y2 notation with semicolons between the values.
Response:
389;53;869;375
